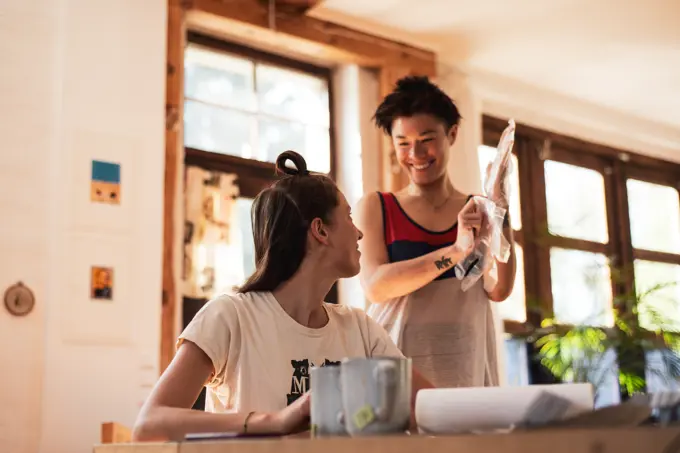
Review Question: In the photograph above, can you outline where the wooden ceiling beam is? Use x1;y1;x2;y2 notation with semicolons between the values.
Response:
257;0;324;15
185;0;436;75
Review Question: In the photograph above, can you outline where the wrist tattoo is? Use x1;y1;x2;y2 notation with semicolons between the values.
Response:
503;213;510;228
435;256;453;270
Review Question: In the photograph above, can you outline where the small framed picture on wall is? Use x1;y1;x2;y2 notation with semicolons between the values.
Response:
90;160;121;205
90;266;114;300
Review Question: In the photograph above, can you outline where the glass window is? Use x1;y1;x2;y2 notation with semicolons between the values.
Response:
184;44;332;173
580;348;620;409
256;64;330;127
645;349;680;392
257;119;331;173
550;248;613;327
203;197;257;294
634;260;680;331
235;198;256;280
184;101;255;158
185;45;256;110
504;336;530;386
592;349;621;408
480;119;680;399
627;179;680;254
542;341;620;408
544;161;608;243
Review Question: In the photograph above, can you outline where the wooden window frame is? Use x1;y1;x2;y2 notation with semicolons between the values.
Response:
183;32;339;307
482;115;680;335
162;0;437;374
185;31;337;185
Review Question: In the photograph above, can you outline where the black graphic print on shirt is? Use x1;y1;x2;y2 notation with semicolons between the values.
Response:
286;358;341;406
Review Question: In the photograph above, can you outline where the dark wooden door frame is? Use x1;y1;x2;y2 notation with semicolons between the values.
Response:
161;0;186;374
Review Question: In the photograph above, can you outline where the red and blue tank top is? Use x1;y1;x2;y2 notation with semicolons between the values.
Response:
380;192;465;281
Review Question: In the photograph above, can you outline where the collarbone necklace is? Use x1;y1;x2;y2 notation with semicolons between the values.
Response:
408;184;461;212
427;193;451;211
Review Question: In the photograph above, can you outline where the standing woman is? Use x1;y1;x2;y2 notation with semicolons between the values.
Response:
356;76;516;388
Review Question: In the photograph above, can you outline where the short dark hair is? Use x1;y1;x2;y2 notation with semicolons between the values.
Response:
373;76;461;136
237;151;339;293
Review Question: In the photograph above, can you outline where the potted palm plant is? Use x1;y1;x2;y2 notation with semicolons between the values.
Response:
530;277;680;406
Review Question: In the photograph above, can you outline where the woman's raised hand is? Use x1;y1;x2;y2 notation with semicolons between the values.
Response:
452;198;487;256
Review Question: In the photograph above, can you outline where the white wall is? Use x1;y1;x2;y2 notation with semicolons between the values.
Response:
472;70;680;163
357;68;382;195
0;1;167;452
0;2;53;449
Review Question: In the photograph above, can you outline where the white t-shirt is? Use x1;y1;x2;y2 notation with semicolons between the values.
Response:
178;291;403;413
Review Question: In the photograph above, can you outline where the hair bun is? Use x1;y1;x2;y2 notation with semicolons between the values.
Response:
275;151;309;177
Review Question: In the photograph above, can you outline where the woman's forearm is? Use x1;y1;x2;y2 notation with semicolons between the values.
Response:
365;245;467;303
132;406;280;442
487;226;516;302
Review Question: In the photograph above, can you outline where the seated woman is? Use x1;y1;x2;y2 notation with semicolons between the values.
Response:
132;151;434;442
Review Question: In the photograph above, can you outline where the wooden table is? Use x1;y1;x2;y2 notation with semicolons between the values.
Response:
94;427;680;453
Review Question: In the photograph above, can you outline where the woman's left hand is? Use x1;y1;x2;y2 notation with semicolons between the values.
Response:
457;198;490;244
274;391;311;434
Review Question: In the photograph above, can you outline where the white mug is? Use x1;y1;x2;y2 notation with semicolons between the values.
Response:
310;365;347;437
339;357;412;436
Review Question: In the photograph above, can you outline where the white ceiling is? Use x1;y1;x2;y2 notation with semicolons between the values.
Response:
311;0;680;130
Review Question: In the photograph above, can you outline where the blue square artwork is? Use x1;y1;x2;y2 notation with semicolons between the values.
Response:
90;160;121;204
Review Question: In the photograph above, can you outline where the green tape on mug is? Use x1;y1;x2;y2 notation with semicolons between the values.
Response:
353;404;376;430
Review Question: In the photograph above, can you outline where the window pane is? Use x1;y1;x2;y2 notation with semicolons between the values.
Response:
550;248;613;326
184;45;256;111
570;347;620;409
645;349;680;392
634;260;680;331
627;179;680;254
544;161;608;243
503;336;529;386
184;100;255;158
498;243;526;322
304;126;332;175
184;171;250;298
258;118;331;174
235;198;256;280
256;64;330;127
591;348;621;408
477;145;521;230
208;197;257;293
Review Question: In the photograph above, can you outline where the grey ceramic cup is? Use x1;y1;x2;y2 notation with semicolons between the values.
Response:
310;365;347;437
340;357;412;436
